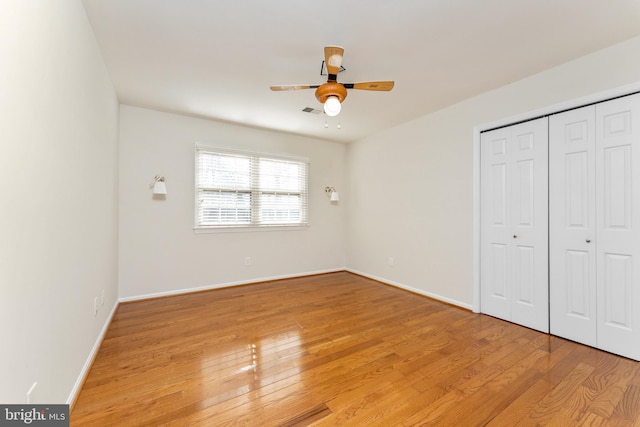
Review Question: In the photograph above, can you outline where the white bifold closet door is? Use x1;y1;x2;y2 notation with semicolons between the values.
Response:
550;93;640;360
480;117;549;333
549;106;597;346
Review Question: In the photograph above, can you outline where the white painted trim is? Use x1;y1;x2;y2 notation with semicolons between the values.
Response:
66;300;119;406
472;127;481;313
472;81;640;315
119;268;346;303
346;268;472;311
193;225;310;234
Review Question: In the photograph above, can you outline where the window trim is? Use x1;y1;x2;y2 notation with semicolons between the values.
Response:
194;143;310;232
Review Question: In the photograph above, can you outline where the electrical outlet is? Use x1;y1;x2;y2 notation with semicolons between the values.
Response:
93;297;98;316
100;289;105;306
388;257;394;267
26;382;37;404
244;257;252;266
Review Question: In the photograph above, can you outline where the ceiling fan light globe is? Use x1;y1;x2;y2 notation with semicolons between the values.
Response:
324;96;341;117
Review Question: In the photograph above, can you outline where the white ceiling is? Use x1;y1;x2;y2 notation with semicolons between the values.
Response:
82;0;640;143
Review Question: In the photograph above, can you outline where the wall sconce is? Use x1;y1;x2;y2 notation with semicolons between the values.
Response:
150;175;167;195
324;186;339;202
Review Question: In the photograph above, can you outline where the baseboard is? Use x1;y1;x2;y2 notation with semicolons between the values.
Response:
119;268;346;303
345;268;472;311
66;300;119;408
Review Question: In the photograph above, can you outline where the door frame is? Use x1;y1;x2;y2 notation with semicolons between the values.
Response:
472;82;640;314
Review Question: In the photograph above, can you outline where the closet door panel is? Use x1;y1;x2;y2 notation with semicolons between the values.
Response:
513;159;534;226
481;118;548;333
549;107;597;346
603;145;632;230
566;152;590;226
513;244;534;304
510;120;549;332
602;253;632;327
565;250;591;315
491;163;508;226
481;129;512;321
596;93;640;360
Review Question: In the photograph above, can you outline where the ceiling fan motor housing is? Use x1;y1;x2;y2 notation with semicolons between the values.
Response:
315;82;347;104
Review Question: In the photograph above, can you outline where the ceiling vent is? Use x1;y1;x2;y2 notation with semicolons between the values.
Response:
302;107;322;114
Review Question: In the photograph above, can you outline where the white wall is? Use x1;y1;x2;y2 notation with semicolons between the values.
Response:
346;35;640;308
1;2;636;404
0;1;119;404
118;106;346;299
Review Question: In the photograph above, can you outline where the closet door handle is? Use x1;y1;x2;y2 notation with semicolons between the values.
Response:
586;239;591;243
513;235;517;239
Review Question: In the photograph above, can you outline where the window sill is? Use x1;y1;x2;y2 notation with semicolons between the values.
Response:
193;224;310;234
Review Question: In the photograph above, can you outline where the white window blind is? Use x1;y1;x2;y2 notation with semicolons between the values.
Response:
195;146;309;229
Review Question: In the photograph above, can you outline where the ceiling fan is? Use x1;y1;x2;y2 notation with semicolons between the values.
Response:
270;46;394;117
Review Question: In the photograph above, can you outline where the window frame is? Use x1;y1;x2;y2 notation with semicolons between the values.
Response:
194;144;309;232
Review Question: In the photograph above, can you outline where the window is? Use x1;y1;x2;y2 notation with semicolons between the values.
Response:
195;145;309;229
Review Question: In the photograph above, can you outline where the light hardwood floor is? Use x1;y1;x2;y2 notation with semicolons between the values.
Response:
71;272;640;426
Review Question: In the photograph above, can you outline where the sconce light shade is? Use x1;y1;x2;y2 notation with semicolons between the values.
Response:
325;186;339;203
153;181;167;195
151;175;167;195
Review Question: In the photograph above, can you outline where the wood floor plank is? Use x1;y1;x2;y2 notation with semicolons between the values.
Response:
611;385;640;424
402;348;547;426
516;362;597;425
70;272;640;426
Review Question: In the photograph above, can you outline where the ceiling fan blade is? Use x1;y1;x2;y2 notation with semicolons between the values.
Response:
344;81;395;91
324;46;344;78
270;84;320;91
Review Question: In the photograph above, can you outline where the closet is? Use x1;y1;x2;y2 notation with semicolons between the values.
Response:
480;92;640;361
